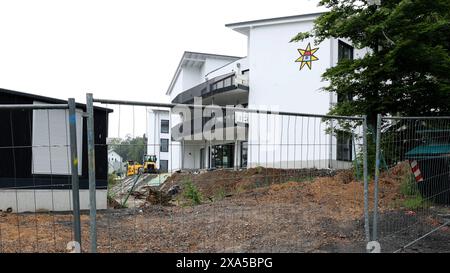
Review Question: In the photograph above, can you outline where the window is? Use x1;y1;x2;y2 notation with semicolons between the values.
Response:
161;119;169;134
337;41;354;103
240;141;248;168
336;131;352;162
160;160;168;173
338;40;354;62
211;144;234;169
160;138;169;152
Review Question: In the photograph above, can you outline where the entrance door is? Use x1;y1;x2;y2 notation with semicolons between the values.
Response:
211;144;234;169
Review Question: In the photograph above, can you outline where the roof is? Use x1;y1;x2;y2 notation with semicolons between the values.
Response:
225;12;325;35
405;144;450;158
0;87;113;113
166;51;242;96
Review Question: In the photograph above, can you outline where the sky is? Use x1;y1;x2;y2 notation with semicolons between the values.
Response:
0;0;324;104
0;0;325;138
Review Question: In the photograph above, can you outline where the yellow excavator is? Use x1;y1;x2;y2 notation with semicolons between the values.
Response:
126;160;143;176
142;154;159;173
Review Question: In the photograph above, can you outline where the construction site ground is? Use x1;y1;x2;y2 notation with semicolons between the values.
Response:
1;165;450;253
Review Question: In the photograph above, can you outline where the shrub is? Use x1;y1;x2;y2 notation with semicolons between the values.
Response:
183;180;202;205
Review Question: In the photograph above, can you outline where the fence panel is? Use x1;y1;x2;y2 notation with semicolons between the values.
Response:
89;96;369;253
0;101;82;253
374;115;450;252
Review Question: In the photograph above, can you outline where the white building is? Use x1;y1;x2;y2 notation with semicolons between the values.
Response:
108;150;124;176
146;108;181;173
156;12;367;171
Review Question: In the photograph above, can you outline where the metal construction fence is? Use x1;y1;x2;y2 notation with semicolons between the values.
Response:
1;94;449;253
372;115;450;253
87;95;370;253
0;99;82;253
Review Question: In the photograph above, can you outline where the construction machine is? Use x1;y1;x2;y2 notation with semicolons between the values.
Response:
126;160;143;176
142;154;159;173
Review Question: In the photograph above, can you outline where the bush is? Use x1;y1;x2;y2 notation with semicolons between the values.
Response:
399;173;429;210
108;173;118;187
183;180;202;205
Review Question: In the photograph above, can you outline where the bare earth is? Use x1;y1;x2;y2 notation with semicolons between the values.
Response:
1;166;449;253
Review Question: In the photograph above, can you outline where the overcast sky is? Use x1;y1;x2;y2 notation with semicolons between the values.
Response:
0;0;324;104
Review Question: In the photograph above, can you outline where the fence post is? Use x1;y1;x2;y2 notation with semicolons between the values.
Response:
86;93;97;253
373;114;382;242
68;98;82;251
362;115;370;248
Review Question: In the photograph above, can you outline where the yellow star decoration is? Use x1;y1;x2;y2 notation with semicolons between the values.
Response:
295;42;319;70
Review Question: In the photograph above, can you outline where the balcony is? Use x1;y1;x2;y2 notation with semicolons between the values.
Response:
171;110;249;141
171;71;249;105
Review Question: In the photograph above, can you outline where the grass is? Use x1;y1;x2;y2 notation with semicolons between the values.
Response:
399;173;429;210
214;187;226;201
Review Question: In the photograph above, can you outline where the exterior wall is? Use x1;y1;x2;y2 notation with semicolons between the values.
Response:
181;139;243;170
0;189;107;213
146;109;181;172
108;150;123;175
0;91;109;191
201;58;238;80
182;66;202;91
244;18;365;169
206;57;249;82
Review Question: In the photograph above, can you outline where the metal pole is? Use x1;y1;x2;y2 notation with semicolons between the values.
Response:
86;93;97;253
68;98;82;251
362;115;370;248
373;114;381;241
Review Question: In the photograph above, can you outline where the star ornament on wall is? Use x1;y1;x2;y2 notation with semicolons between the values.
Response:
295;42;319;70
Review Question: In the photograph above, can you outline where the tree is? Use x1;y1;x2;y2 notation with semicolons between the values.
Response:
109;135;147;163
291;0;450;128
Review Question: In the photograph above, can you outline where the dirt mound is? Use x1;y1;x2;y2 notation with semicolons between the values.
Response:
144;188;172;206
163;167;335;199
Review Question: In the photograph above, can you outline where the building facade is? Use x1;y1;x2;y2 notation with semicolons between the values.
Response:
108;149;124;176
156;12;367;171
0;88;111;212
146;108;181;173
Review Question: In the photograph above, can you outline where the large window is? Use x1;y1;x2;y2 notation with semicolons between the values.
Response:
160;138;169;152
161;119;169;134
336;131;352;162
211;144;234;169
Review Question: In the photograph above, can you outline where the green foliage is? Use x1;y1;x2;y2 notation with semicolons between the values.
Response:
353;132;376;180
399;172;429;210
402;196;425;211
214;187;226;201
108;173;118;187
292;0;450;127
183;180;202;205
109;134;147;162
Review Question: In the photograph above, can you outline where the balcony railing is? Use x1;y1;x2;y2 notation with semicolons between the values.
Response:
172;72;249;104
171;110;249;140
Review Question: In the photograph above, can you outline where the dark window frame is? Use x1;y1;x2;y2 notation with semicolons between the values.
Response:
336;130;353;162
337;40;355;103
240;141;248;168
160;160;169;173
161;119;169;134
160;138;169;152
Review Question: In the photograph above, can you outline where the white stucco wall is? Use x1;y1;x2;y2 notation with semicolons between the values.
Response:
0;189;107;213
